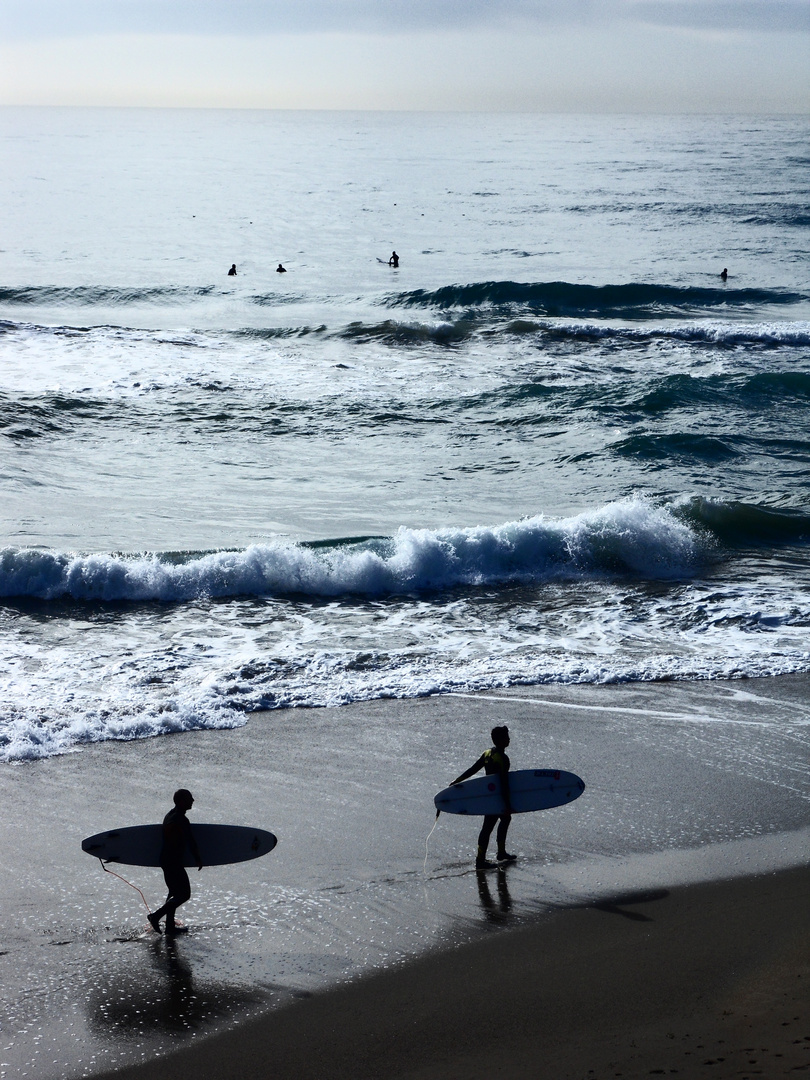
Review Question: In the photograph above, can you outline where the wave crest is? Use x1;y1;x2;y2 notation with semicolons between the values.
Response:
0;500;702;603
390;281;807;318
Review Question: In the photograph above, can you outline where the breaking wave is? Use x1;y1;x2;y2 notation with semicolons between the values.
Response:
389;281;807;319
0;500;703;603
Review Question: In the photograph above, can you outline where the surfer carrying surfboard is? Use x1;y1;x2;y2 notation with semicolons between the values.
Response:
450;726;516;869
148;788;203;936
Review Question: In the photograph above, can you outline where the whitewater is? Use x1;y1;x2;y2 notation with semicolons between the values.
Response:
1;108;809;762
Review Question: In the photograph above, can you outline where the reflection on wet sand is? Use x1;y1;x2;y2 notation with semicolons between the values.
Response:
476;866;513;924
86;935;267;1040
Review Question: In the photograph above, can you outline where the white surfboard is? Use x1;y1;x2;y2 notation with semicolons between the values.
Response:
81;824;277;867
434;769;584;816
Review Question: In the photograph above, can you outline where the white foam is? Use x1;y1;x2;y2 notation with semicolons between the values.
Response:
0;499;702;603
541;319;810;346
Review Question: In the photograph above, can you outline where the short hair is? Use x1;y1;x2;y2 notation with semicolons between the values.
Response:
491;725;509;745
173;788;193;805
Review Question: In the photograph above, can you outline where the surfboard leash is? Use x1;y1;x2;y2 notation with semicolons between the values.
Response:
97;858;152;914
423;809;440;874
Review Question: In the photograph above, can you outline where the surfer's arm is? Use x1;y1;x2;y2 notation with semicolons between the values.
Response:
184;820;203;870
450;754;486;786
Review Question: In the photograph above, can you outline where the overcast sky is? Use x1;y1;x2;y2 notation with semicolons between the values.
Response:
0;0;808;111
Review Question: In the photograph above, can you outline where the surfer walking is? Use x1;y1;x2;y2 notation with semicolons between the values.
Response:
451;725;516;869
388;250;399;267
148;788;203;936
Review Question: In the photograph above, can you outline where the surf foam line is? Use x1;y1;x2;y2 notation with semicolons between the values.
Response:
388;281;808;318
0;499;703;603
520;320;810;347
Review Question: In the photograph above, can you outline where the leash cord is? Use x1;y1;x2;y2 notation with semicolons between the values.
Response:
423;810;440;874
98;858;152;913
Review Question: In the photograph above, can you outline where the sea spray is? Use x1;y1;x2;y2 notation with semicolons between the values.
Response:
0;500;703;603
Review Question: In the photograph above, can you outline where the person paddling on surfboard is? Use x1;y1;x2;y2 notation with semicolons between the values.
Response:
450;725;516;869
148;788;203;936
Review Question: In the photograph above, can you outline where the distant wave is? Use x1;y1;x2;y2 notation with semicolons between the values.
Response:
337;318;474;346
390;281;808;319
522;320;810;347
0;500;704;603
611;433;740;463
2;282;806;325
2;316;807;361
0;285;224;306
336;316;810;350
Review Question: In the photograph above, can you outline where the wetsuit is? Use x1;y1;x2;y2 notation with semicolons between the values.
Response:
152;806;193;929
477;746;511;862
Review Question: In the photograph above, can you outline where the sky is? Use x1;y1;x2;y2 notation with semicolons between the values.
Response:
0;0;808;112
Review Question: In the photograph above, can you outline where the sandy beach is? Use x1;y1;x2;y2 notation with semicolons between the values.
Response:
92;865;810;1080
1;676;808;1079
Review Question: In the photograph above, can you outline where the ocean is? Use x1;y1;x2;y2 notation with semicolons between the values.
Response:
1;108;810;1079
1;108;809;762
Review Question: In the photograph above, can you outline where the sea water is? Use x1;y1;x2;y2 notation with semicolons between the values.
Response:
2;107;810;1079
1;109;809;762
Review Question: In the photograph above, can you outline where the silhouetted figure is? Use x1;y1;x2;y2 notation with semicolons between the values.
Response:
228;264;237;276
276;263;287;273
451;725;515;869
148;789;203;936
720;268;728;281
388;251;399;268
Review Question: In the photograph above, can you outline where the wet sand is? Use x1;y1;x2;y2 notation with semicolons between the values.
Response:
94;865;810;1080
1;675;808;1078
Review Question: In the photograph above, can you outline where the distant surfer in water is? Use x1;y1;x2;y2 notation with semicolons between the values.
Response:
148;789;203;935
228;264;237;276
720;268;728;281
388;251;399;267
276;263;287;273
450;725;515;869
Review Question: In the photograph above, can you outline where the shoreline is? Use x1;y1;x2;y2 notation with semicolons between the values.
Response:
92;864;810;1080
1;674;808;1080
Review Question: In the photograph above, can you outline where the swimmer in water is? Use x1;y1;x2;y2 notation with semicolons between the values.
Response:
276;263;287;273
228;264;237;276
388;251;399;268
720;268;728;281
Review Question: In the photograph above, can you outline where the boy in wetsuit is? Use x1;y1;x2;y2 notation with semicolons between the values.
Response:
148;788;203;935
450;725;516;869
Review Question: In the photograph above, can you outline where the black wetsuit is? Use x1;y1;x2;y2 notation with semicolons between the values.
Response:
152;807;193;927
478;747;511;858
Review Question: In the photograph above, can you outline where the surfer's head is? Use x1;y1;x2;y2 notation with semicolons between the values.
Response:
491;725;509;749
173;788;194;810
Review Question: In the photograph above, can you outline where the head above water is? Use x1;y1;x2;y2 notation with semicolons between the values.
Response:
491;725;509;749
173;788;194;811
